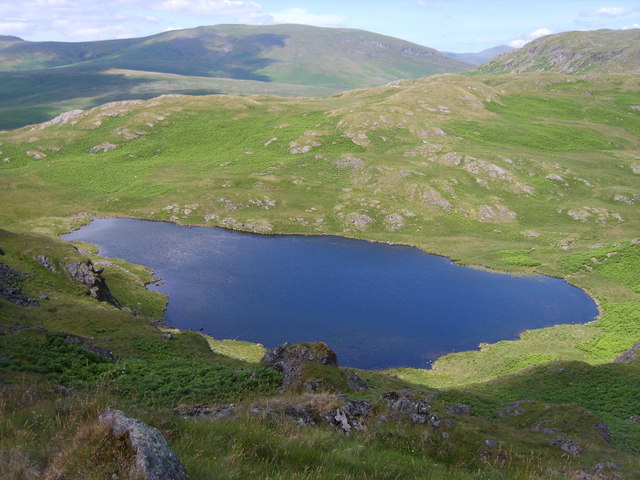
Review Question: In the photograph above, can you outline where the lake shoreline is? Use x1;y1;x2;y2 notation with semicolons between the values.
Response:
61;214;601;371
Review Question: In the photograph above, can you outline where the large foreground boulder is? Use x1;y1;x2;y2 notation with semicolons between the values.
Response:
99;409;188;480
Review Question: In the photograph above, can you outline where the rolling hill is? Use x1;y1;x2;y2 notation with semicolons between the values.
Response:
476;28;640;74
0;24;472;129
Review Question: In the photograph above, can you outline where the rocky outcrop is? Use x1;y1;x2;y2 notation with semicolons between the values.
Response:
255;397;373;434
40;109;84;128
613;340;640;364
262;342;338;391
64;334;117;360
550;437;582;456
34;255;57;272
381;390;445;427
99;409;189;480
498;399;535;417
0;262;39;307
61;260;119;307
89;142;117;154
444;403;472;416
347;371;368;392
175;404;237;419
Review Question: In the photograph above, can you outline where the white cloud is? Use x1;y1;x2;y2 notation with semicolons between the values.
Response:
582;6;633;17
156;0;271;24
531;28;552;37
0;22;29;34
416;1;444;8
69;25;135;40
32;0;71;5
508;27;552;48
624;23;640;29
270;8;345;27
156;0;263;18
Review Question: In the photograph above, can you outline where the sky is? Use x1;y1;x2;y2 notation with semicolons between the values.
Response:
1;0;640;52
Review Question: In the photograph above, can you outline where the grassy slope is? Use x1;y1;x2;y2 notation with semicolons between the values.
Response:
477;28;640;74
2;70;640;478
2;71;640;384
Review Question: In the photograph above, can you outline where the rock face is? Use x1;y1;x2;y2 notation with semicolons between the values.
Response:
0;262;39;307
382;390;444;427
89;142;117;154
99;409;189;480
613;340;640;364
261;342;338;391
444;403;472;416
260;397;373;434
62;260;119;306
347;371;369;392
550;438;582;456
34;255;57;272
64;333;117;360
175;404;237;419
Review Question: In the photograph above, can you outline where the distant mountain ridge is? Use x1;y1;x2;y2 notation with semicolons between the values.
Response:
0;35;23;42
0;24;471;89
0;23;473;129
445;45;514;65
476;28;640;74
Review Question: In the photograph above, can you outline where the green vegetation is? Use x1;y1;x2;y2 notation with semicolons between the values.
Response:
2;29;640;478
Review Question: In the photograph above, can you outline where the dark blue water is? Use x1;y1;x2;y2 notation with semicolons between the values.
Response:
62;218;598;369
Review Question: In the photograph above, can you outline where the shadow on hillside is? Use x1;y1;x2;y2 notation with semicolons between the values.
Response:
0;69;222;130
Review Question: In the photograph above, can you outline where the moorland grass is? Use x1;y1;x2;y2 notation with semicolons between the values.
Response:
1;71;640;417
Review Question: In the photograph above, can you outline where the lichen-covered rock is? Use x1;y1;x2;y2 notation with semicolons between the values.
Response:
550;437;582;456
476;204;517;223
175;404;237;419
444;403;472;416
384;213;405;231
89;142;117;154
498;399;535;417
347;371;369;392
34;255;57;272
382;390;436;425
262;342;338;368
99;409;189;480
344;212;374;230
281;397;371;434
335;154;365;169
262;342;338;391
284;404;316;426
613;340;640;364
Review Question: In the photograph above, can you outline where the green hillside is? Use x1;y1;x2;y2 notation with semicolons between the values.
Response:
2;71;640;380
2;32;640;479
0;24;471;130
477;28;640;74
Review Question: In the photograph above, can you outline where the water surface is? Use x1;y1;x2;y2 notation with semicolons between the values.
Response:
63;218;598;369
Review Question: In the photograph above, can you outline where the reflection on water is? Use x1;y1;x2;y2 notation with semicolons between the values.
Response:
63;218;598;369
